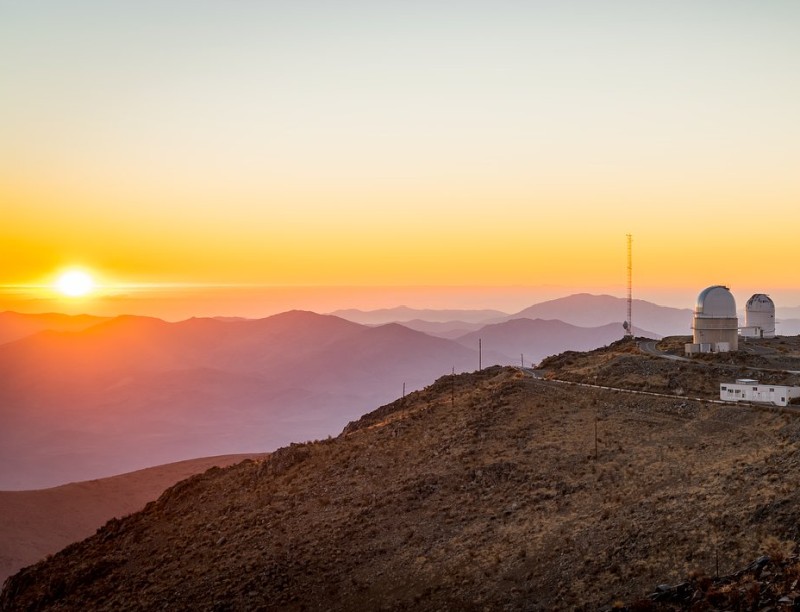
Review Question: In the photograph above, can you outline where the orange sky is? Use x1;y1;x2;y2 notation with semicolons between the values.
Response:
3;2;799;317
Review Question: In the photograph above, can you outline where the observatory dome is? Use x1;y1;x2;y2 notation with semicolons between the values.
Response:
746;294;775;313
744;294;776;338
692;285;738;351
695;285;737;318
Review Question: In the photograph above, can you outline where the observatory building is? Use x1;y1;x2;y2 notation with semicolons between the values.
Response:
686;285;739;354
741;294;776;338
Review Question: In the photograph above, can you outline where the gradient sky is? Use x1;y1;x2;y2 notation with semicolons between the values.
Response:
2;1;799;314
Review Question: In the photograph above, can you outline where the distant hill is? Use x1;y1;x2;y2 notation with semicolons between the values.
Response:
0;311;107;345
454;318;660;366
498;293;692;337
6;365;800;610
777;319;800;336
331;306;506;325
332;294;693;338
0;311;481;489
394;319;484;338
0;454;264;585
777;306;800;319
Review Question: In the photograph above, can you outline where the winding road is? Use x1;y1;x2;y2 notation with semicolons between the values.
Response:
638;341;691;362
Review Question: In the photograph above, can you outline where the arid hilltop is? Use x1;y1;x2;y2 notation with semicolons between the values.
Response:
4;340;800;610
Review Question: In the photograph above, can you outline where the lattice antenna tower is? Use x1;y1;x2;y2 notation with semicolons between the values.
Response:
625;234;633;337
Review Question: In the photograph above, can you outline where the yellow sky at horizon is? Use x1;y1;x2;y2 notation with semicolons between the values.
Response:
3;1;799;311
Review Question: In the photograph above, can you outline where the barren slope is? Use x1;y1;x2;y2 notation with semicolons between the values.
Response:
0;454;264;585
4;366;800;610
541;336;800;398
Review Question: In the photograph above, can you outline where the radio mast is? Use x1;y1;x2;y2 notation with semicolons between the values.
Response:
625;234;633;338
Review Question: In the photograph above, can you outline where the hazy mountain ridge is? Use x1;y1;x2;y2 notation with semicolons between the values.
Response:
5;361;800;610
0;454;265;585
0;294;776;490
498;293;692;337
778;306;800;319
331;305;507;324
390;319;483;338
777;319;800;336
0;312;108;346
332;294;693;338
0;311;480;489
454;317;660;366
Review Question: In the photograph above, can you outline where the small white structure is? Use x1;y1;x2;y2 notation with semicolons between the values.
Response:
685;341;731;354
716;341;731;353
686;285;739;354
720;379;800;407
742;294;776;338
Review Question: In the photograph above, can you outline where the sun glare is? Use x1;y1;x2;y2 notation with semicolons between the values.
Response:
55;270;95;297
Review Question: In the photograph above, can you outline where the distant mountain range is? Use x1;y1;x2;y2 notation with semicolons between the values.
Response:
453;318;659;366
0;311;481;489
335;293;692;338
497;293;692;337
388;318;483;339
0;311;107;345
777;306;800;319
1;293;790;489
778;320;800;335
331;306;507;325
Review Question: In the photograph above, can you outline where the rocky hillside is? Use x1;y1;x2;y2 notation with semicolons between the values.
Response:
540;337;800;398
0;454;266;585
4;364;800;610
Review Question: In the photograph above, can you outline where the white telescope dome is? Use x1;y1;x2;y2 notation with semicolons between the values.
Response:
745;294;774;313
744;294;776;338
691;285;739;351
695;285;736;318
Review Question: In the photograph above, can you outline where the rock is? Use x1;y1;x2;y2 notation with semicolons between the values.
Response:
746;555;770;575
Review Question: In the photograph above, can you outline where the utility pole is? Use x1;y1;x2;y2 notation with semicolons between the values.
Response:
402;382;405;399
520;353;524;368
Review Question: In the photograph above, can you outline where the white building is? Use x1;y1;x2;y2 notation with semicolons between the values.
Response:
720;379;800;407
741;294;776;338
686;285;739;354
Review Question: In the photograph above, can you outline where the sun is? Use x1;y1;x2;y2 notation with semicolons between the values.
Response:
55;269;96;297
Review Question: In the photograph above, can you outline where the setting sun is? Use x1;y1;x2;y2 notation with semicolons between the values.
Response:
55;270;95;297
